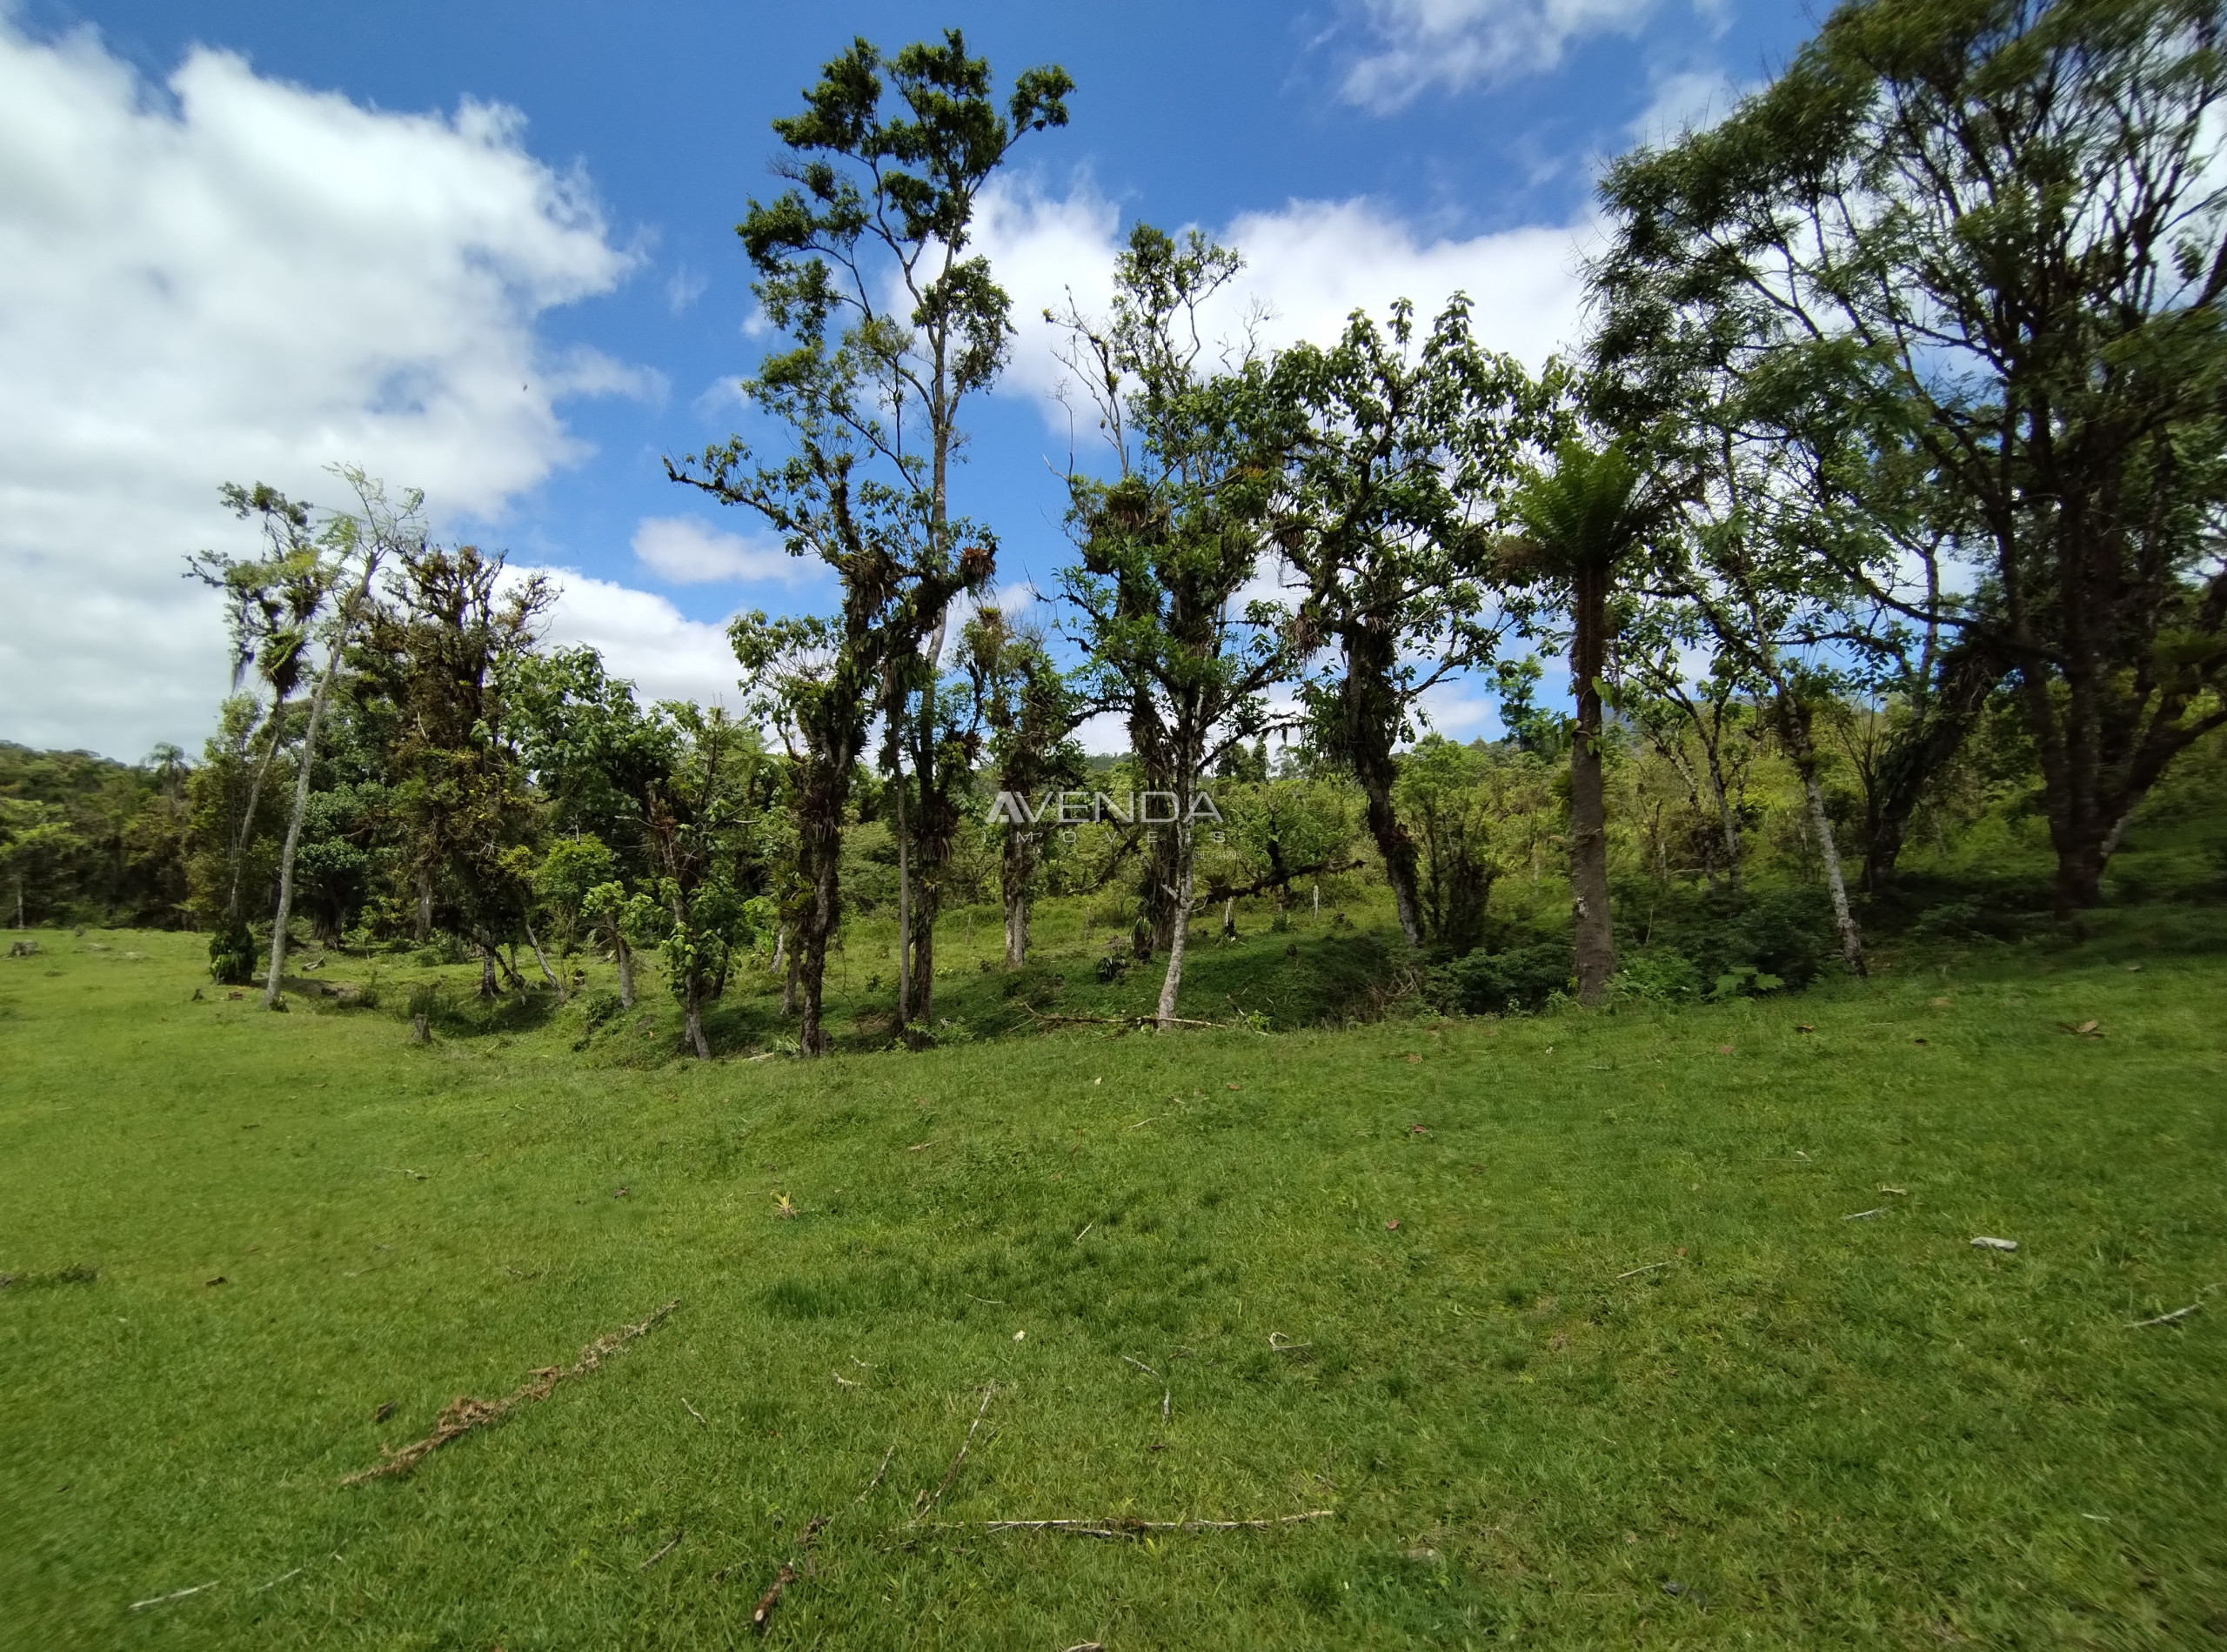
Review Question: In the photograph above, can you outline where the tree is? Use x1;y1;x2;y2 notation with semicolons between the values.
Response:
0;800;80;929
672;30;1070;1040
356;534;550;993
1616;596;1767;896
1592;0;2227;913
638;704;766;1059
961;608;1086;965
1270;298;1564;946
1054;224;1290;1028
1506;439;1659;1005
186;483;332;981
262;471;423;1008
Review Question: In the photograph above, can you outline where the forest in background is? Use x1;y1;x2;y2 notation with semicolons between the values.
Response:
6;0;2227;1054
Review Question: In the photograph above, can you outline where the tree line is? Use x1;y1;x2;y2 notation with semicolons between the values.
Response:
10;0;2224;1053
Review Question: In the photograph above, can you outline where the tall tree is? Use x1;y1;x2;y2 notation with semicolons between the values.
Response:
186;483;331;982
356;535;550;993
1054;224;1290;1027
1271;298;1563;946
1592;0;2227;914
1506;439;1659;1006
672;30;1070;1040
262;472;422;1008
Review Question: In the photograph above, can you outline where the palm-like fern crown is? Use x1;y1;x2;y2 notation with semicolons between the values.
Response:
1511;440;1645;574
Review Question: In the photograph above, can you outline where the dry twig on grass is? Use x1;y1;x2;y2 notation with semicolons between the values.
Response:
2128;1302;2203;1329
1614;1261;1673;1280
950;1510;1335;1539
341;1299;679;1485
130;1582;217;1611
639;1528;683;1571
1025;1009;1229;1032
750;1447;891;1633
916;1385;997;1521
1122;1354;1170;1421
682;1396;707;1428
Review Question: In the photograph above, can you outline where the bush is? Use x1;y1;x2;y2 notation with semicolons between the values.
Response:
208;918;256;986
580;989;623;1031
1428;941;1570;1015
1612;946;1705;1001
1669;891;1834;990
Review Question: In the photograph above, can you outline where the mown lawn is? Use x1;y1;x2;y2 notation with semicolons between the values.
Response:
1;926;2223;1649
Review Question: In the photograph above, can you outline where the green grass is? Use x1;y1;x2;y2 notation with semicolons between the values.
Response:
3;926;2224;1648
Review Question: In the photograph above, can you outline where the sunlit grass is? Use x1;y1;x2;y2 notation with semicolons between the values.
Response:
2;923;2223;1648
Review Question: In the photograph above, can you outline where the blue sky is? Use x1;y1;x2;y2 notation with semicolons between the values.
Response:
0;0;1815;757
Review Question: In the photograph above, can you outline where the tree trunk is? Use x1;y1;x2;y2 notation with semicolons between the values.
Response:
1221;896;1236;940
1706;745;1743;900
682;975;709;1060
617;935;635;1010
1341;625;1425;946
1776;693;1866;975
794;776;844;1058
525;916;565;1001
893;746;912;1033
414;865;432;944
1156;850;1193;1029
1862;640;2002;893
478;944;499;998
1568;560;1615;1006
1359;765;1423;947
225;690;289;923
262;596;367;1010
910;886;936;1028
1002;830;1033;966
782;941;799;1018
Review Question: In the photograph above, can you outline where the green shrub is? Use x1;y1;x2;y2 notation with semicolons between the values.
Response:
207;919;256;986
1612;945;1705;1001
1428;941;1570;1015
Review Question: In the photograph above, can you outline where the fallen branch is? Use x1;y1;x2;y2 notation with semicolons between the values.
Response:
2128;1302;2202;1329
682;1396;707;1428
1842;1208;1886;1221
918;1385;997;1521
342;1299;679;1485
953;1509;1336;1538
751;1447;889;1632
1025;1009;1230;1032
1614;1261;1673;1280
1122;1354;1171;1421
130;1582;217;1611
639;1528;683;1571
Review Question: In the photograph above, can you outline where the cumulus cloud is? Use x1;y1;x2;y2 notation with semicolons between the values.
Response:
973;175;1590;437
532;569;747;711
1340;0;1660;110
0;17;643;758
631;516;820;586
1627;66;1748;145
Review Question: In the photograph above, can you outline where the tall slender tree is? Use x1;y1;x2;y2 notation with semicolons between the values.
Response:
1054;225;1290;1027
1506;439;1658;1006
261;472;424;1008
672;30;1070;1042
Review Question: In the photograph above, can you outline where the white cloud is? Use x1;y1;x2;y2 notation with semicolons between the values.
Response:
0;17;642;758
1627;66;1746;145
973;175;1591;432
665;263;707;314
532;569;746;711
1341;0;1660;110
631;516;819;586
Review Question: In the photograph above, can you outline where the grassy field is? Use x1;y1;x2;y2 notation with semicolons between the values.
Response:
3;921;2224;1649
